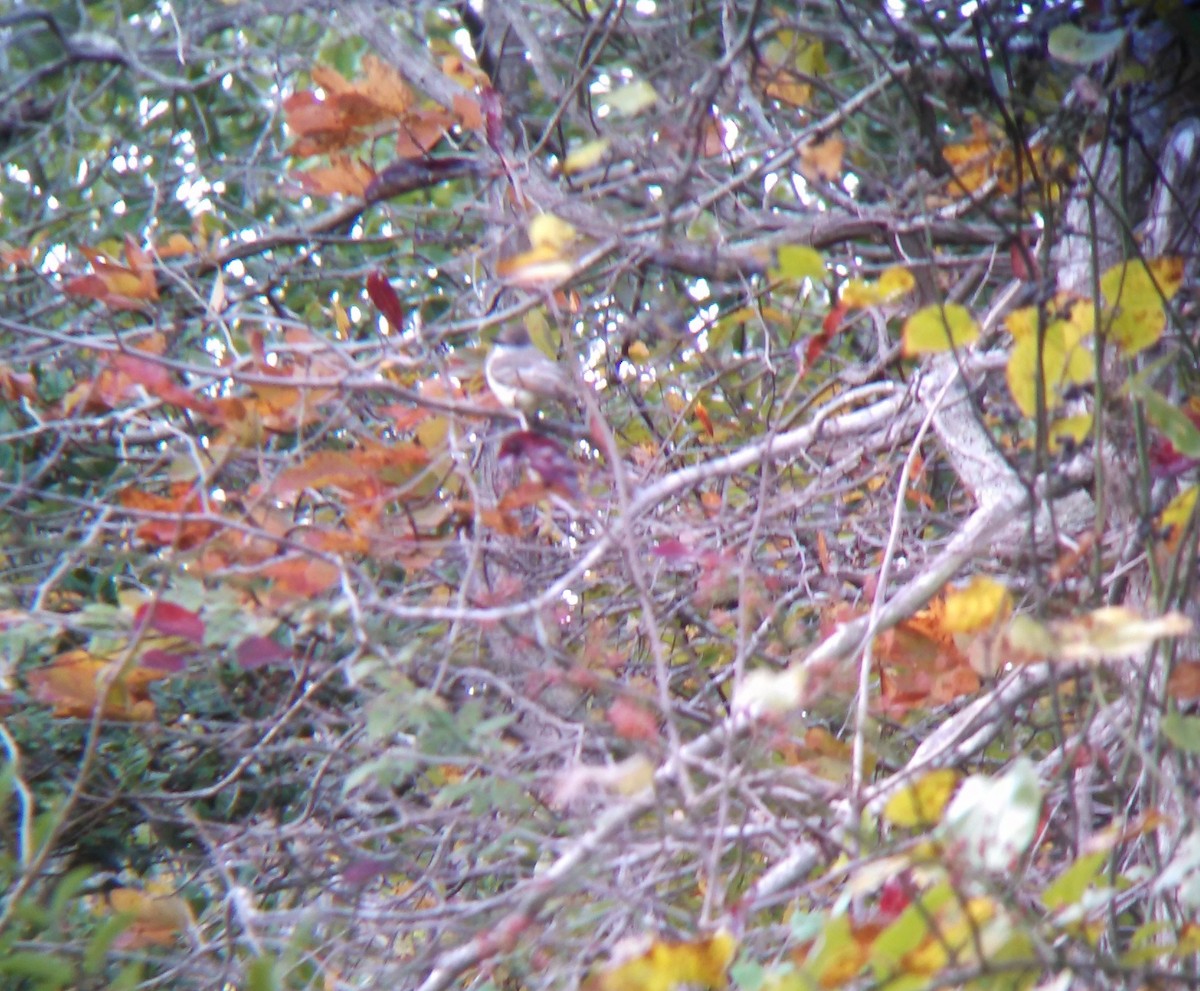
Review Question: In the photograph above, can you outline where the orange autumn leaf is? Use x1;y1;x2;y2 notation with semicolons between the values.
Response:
256;556;341;601
103;888;193;948
1168;662;1200;701
294;154;377;197
875;602;980;714
25;649;169;721
64;235;158;310
799;134;845;182
395;107;456;159
120;484;219;549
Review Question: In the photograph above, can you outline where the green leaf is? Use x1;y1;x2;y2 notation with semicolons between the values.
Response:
84;913;136;975
1048;25;1125;66
110;960;146;991
1126;372;1200;460
869;883;951;975
1162;710;1200;754
0;951;76;988
49;865;94;922
246;955;281;991
729;960;766;991
1041;850;1108;912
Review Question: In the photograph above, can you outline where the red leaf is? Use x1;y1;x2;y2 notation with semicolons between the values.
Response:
802;303;849;373
366;271;405;328
878;877;911;920
134;601;205;643
822;302;847;336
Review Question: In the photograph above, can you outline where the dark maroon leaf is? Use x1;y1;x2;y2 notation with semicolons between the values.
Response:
139;649;189;673
134;601;205;644
481;87;505;156
499;430;579;498
235;636;294;670
366;271;405;329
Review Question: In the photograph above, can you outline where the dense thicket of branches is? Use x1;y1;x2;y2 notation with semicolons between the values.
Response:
2;2;1199;990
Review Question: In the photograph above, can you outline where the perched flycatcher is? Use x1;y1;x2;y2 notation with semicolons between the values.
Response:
484;325;576;412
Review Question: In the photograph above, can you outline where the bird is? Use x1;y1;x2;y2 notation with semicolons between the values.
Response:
484;324;578;413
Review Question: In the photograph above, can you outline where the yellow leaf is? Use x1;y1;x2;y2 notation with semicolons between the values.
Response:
528;213;577;252
496;245;575;287
605;79;658;116
332;298;351;338
1004;305;1038;341
1100;257;1185;309
1158;485;1198;549
771;244;825;284
883;769;959;828
902;303;979;356
840;267;913;310
524;308;556;355
592;932;736;991
1107;303;1165;356
1006;317;1093;418
627;340;651;362
840;278;881;308
943;576;1011;634
1099;258;1182;356
562;139;611;175
878;266;916;300
1048;412;1093;452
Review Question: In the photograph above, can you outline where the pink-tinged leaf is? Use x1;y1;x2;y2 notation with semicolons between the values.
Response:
135;601;205;643
651;538;694;561
341;858;394;886
366;271;405;328
606;698;660;742
235;636;294;670
139;649;189;673
481;86;505;155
